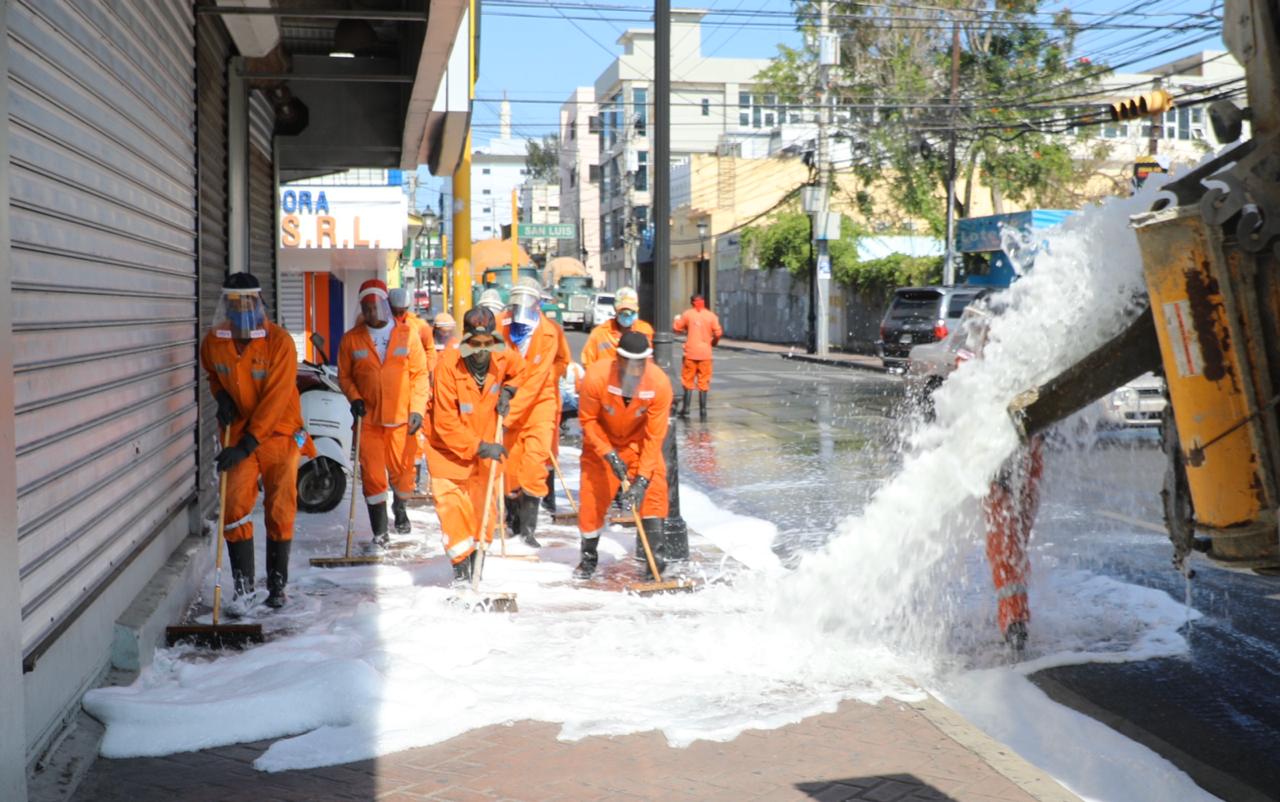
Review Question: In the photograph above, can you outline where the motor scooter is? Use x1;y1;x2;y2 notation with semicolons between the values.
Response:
296;333;353;513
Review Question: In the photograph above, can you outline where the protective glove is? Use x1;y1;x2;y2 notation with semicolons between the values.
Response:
351;399;366;418
476;441;508;460
407;412;423;436
214;390;239;427
215;433;258;473
566;362;586;383
497;384;517;416
604;451;628;482
621;476;650;510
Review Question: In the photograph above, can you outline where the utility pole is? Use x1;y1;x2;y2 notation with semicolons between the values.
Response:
651;0;673;369
1148;77;1163;155
452;132;473;321
511;188;520;283
943;21;961;286
814;0;833;356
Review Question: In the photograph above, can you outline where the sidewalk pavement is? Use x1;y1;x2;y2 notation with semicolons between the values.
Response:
68;696;1077;802
716;338;888;373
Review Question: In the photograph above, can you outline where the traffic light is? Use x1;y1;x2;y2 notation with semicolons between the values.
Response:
1109;89;1174;122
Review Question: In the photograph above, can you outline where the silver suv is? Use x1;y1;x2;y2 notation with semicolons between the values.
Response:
877;286;990;370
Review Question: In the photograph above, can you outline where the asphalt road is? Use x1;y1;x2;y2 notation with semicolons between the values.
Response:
564;328;1280;802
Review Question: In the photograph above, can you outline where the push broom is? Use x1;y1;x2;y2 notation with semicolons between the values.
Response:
311;424;387;567
166;429;265;648
549;452;635;528
452;415;517;612
623;478;698;596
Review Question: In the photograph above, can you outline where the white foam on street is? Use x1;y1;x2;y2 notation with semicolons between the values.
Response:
85;174;1219;799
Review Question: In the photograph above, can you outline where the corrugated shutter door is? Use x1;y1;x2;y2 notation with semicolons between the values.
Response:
7;0;198;653
247;90;275;318
279;273;306;361
196;14;231;517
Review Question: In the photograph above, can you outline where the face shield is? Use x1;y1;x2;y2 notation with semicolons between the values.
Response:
214;288;267;339
360;294;392;329
616;354;647;398
433;326;454;349
507;287;542;345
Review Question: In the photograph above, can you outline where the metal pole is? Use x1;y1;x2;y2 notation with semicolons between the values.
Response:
807;213;816;353
511;188;520;283
943;22;960;286
452;134;473;320
1148;78;1162;155
651;0;673;369
814;0;831;356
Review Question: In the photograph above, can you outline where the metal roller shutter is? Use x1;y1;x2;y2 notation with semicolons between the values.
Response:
7;0;198;655
195;13;232;518
279;273;306;361
247;92;276;319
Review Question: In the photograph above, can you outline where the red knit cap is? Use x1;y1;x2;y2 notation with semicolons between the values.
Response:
358;279;388;300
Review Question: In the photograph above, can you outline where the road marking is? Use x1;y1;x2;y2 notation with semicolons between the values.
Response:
1098;509;1167;534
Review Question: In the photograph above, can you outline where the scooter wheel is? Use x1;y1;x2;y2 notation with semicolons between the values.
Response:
297;456;346;513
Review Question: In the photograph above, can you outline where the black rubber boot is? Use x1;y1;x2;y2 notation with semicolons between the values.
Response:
226;539;255;600
392;495;411;535
641;517;667;579
541;469;557;513
505;493;521;534
698;391;708;420
452;552;473;585
265;539;291;609
678;390;691;418
518;491;542;548
573;535;599;579
367;501;390;548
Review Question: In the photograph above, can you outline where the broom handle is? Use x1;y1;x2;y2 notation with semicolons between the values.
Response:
623;479;663;582
498;470;509;557
211;427;233;627
549;453;578;514
344;422;362;558
472;414;504;591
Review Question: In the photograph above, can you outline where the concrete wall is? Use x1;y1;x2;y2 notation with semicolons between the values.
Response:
715;268;890;354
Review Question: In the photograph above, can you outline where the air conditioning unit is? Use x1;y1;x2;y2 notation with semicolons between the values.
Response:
588;164;602;183
588;116;602;134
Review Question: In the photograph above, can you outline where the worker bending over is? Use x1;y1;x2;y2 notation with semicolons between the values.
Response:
673;293;722;420
501;278;569;547
580;286;654;368
574;332;673;579
339;279;430;546
425;307;521;583
199;272;305;609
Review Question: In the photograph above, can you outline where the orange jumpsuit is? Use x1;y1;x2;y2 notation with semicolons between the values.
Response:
673;307;722;391
397;310;437;463
580;319;656;368
200;321;304;544
425;348;523;563
982;437;1045;638
502;318;570;498
338;321;430;505
577;358;673;532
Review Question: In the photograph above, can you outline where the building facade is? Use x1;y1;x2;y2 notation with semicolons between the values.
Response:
471;99;530;242
518;180;561;266
558;87;601;276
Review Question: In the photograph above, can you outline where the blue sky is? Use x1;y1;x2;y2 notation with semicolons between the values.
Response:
416;0;1225;208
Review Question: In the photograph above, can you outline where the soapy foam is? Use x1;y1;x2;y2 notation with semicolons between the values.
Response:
85;175;1218;799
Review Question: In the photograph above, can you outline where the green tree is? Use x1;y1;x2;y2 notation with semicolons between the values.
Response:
525;134;560;182
757;1;1104;228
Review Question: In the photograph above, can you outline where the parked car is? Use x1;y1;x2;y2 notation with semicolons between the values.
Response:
878;286;990;371
584;293;615;329
1098;372;1167;428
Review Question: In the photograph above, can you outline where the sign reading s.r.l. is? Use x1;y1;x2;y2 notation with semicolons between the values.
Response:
278;185;407;250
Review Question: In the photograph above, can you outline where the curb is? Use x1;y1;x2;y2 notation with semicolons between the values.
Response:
716;342;890;373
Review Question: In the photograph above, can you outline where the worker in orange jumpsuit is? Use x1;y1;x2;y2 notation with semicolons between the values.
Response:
983;437;1045;652
338;279;430;547
199;272;304;609
574;331;673;579
580;286;654;368
672;293;722;420
432;312;458;353
500;278;569;547
390;287;437;494
424;307;522;583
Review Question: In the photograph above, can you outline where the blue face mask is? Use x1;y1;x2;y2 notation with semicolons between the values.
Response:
510;321;534;346
617;310;638;327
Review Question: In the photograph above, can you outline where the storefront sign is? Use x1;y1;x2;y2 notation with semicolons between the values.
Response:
279;185;406;250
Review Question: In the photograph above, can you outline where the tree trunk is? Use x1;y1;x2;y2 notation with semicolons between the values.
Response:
962;150;979;219
991;184;1005;215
